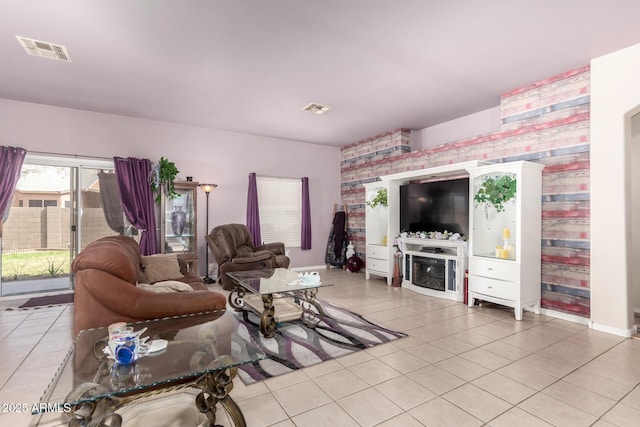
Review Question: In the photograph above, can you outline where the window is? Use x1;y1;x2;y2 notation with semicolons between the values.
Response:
27;199;58;207
256;176;301;247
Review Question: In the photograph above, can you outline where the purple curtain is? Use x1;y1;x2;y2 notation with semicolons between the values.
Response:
246;172;261;246
113;157;158;255
301;177;311;250
0;146;26;228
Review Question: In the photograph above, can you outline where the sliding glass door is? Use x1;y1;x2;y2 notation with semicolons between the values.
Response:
0;156;119;297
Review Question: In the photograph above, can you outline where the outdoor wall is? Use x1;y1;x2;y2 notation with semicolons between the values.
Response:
2;208;45;250
0;100;342;273
2;208;113;251
342;66;591;318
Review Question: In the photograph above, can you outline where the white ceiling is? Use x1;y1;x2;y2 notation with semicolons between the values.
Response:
2;1;640;147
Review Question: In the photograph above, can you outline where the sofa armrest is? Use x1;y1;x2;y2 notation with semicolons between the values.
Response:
217;257;276;291
74;269;227;336
256;242;285;256
231;251;273;264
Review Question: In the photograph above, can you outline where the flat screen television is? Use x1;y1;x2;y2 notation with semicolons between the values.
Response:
399;178;469;236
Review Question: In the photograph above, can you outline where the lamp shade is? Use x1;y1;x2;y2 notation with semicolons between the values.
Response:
199;183;217;193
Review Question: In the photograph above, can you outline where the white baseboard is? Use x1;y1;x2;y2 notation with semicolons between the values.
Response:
292;265;331;272
539;308;590;326
540;308;637;338
589;321;636;338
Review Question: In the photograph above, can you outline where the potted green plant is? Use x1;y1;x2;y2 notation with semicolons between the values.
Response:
366;188;388;208
150;157;180;203
474;174;516;212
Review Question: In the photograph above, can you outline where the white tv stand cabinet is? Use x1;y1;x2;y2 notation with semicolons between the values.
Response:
398;238;467;301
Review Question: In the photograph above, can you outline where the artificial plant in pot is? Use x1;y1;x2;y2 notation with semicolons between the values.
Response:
366;188;388;208
150;157;180;203
473;174;516;213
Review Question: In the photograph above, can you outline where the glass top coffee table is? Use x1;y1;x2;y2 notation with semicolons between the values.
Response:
227;268;333;338
32;310;266;427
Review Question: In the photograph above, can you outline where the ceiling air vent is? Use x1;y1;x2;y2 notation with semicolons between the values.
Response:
302;103;332;115
16;36;71;62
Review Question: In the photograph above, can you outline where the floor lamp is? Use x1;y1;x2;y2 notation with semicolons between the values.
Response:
199;183;217;284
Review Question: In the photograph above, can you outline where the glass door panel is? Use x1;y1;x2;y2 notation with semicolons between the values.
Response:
471;171;517;260
79;168;126;251
162;185;196;255
0;161;122;297
1;165;73;297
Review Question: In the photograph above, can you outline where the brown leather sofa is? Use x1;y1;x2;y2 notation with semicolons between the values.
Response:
205;223;290;290
72;235;227;337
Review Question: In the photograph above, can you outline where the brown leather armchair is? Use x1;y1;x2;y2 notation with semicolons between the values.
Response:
205;223;290;290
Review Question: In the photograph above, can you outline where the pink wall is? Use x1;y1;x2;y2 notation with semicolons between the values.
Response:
342;66;591;317
0;99;342;271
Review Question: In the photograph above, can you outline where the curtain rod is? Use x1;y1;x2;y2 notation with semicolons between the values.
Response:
26;150;113;161
255;173;304;180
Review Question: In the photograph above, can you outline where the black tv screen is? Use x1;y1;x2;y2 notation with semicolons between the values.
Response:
400;178;469;236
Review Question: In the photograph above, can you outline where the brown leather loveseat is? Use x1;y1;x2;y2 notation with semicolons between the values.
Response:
72;235;227;336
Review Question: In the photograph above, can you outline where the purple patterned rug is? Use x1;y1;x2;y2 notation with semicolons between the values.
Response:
233;299;407;384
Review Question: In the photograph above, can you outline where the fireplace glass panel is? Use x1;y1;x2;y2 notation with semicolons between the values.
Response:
412;257;445;291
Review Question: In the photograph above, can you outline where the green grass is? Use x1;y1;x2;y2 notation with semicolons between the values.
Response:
1;250;70;281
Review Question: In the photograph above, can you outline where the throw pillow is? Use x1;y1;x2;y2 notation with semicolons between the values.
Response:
141;254;183;283
137;281;194;293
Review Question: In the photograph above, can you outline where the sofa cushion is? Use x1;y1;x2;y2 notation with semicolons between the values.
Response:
141;254;183;283
137;280;194;293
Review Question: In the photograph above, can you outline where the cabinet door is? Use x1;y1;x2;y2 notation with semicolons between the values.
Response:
365;184;388;246
471;171;517;261
162;182;198;255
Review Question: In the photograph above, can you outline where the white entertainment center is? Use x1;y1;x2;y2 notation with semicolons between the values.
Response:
364;160;544;320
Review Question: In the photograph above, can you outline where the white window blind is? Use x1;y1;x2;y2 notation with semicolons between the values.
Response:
256;176;301;247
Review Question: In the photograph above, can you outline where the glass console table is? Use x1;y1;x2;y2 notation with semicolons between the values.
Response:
32;310;266;426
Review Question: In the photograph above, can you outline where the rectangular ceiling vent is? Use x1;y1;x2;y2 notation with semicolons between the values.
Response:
302;103;332;115
16;36;71;62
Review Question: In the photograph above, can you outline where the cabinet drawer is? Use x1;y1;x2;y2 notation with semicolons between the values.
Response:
469;275;518;301
367;258;389;274
469;257;519;281
367;245;389;260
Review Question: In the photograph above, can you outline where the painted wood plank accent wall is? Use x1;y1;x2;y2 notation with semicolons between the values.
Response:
341;65;591;318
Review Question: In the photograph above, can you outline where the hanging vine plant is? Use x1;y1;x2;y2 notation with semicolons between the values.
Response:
366;188;388;208
474;174;516;213
150;156;180;203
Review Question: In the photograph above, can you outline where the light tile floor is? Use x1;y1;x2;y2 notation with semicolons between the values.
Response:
2;269;640;426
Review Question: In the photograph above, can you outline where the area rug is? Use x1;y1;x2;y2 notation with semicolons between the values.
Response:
232;299;407;385
18;293;74;308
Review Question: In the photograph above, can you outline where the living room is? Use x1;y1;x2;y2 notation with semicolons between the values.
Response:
3;2;640;426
